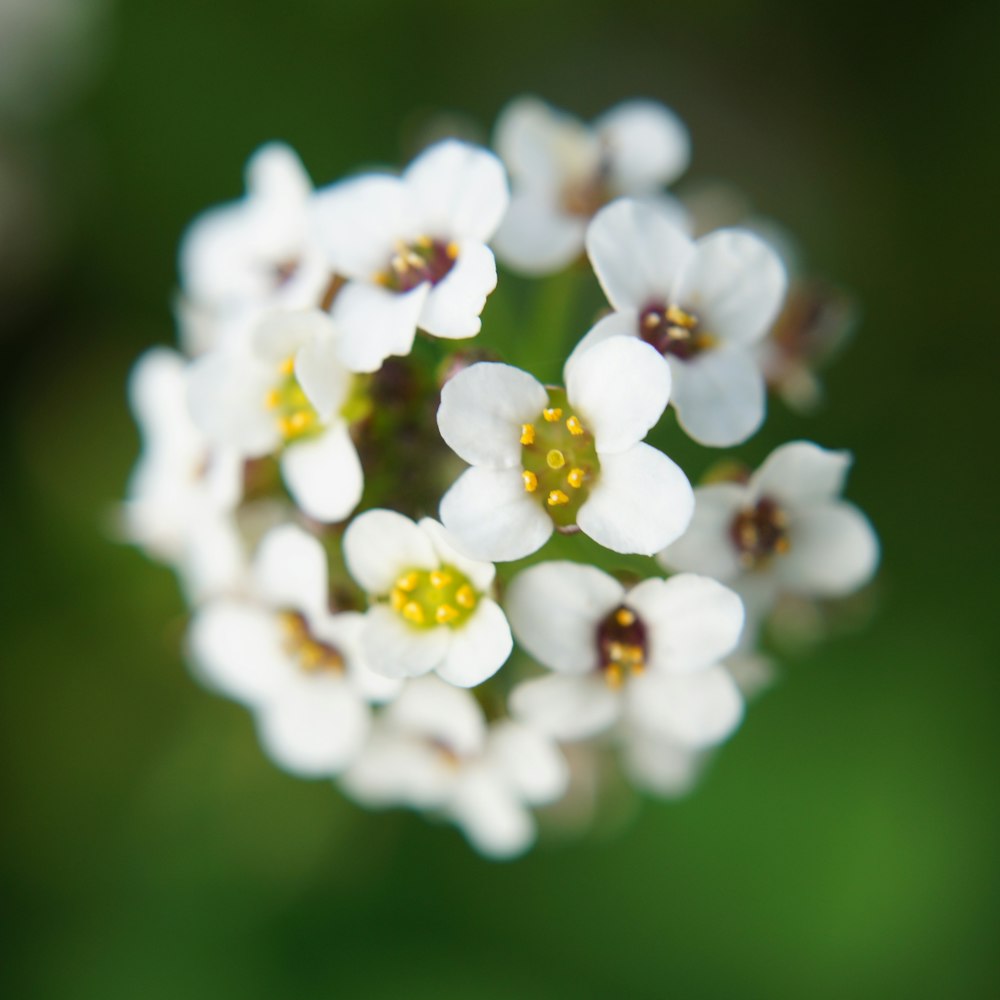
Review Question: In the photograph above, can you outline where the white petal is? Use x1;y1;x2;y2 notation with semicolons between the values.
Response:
510;673;620;741
403;140;509;242
776;502;879;596
750;441;852;507
491;189;586;275
673;228;787;345
565;310;641;372
256;678;369;777
494;97;579;189
439;466;553;562
627;667;744;748
435;599;512;688
668;347;766;447
342;732;457;809
437;362;547;468
361;605;450;679
417;518;496;591
187;602;291;705
657;483;747;581
565;335;671;453
624;732;704;798
329;280;427;373
251;309;327;364
281;423;363;523
386;675;486;756
343;509;438;595
505;561;623;674
451;769;535;859
577;444;693;555
585;198;694;310
626;574;744;672
487;720;569;804
418;240;497;339
293;317;351;421
253;523;328;616
596;100;691;191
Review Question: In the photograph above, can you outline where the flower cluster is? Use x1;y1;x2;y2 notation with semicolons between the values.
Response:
124;96;879;859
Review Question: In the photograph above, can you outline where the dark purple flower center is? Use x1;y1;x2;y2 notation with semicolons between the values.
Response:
377;237;458;293
729;496;791;569
595;605;648;688
638;302;714;360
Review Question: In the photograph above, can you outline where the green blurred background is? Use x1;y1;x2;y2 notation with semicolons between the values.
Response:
2;0;998;997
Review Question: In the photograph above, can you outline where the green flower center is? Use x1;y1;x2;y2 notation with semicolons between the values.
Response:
266;356;323;443
389;564;480;629
520;387;600;529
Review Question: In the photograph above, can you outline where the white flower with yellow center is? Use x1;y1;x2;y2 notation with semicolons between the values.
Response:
437;336;693;561
189;524;399;778
341;676;568;859
312;139;509;373
569;198;788;447
343;510;512;687
658;441;879;627
187;309;363;523
492;96;690;274
123;347;246;603
507;562;745;749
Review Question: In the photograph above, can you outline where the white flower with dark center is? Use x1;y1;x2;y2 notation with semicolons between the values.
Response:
179;143;331;352
569;198;787;447
658;441;879;626
189;524;399;778
492;96;690;274
507;562;745;749
437;336;693;561
123;347;246;603
342;676;568;859
342;510;512;687
187;309;363;523
313;139;509;373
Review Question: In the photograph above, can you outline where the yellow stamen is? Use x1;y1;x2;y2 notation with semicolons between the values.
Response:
547;489;569;506
643;312;661;328
446;242;459;259
542;407;563;422
299;641;324;668
666;304;697;328
455;585;476;609
288;410;313;432
605;663;624;689
546;449;566;469
390;588;407;611
435;604;459;625
565;415;584;436
396;571;419;592
567;467;586;489
402;601;425;625
416;235;433;249
522;470;538;492
279;356;295;376
265;389;281;410
429;570;452;589
520;423;535;446
615;608;636;627
277;416;296;437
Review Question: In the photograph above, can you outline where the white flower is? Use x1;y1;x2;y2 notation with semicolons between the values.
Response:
342;676;567;859
569;198;787;447
342;510;512;687
437;336;693;561
492;96;690;274
622;730;705;799
507;561;745;749
313;139;509;373
178;143;330;353
658;441;880;628
123;347;246;603
188;524;399;778
187;309;363;523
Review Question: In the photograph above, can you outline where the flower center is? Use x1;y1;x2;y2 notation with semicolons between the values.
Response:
729;496;791;569
520;387;600;529
265;356;322;443
595;605;647;688
638;302;716;360
561;155;612;218
375;237;458;293
388;564;479;629
278;611;345;674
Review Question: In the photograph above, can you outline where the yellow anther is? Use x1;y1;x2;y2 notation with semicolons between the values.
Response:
567;467;586;489
547;489;569;507
390;588;407;611
666;304;697;328
402;601;425;625
265;389;281;410
277;416;296;437
605;663;624;689
416;235;433;249
520;423;535;446
643;312;661;328
446;242;460;259
615;608;636;627
608;641;625;662
455;585;476;609
546;449;566;469
279;356;296;376
542;407;563;422
429;570;452;589
565;415;584;436
288;410;313;432
396;571;419;592
435;604;459;625
280;612;306;635
299;641;324;668
522;470;538;492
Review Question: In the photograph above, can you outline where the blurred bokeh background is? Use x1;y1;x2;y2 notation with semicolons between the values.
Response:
2;0;998;997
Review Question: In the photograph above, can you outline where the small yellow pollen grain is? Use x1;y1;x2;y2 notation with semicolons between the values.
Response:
666;304;697;328
429;570;452;589
520;423;535;446
396;571;419;592
455;585;476;610
546;449;566;470
547;489;569;507
390;588;407;611
278;417;296;437
446;242;460;259
605;663;624;689
542;407;563;422
567;467;586;489
435;604;459;625
299;641;324;668
279;356;296;376
265;389;281;410
565;415;584;436
615;608;636;627
289;410;312;432
643;312;661;328
416;235;433;249
522;470;538;492
402;601;425;625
